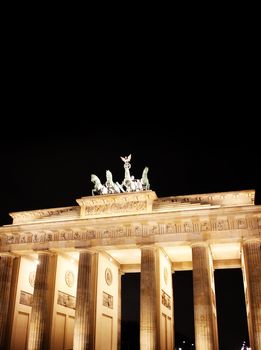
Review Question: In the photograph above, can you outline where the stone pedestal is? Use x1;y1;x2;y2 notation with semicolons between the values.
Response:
242;240;261;349
192;244;218;350
0;255;14;348
27;252;56;350
76;191;157;219
73;251;98;350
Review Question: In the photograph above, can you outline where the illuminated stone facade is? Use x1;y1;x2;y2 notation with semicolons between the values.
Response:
0;189;260;349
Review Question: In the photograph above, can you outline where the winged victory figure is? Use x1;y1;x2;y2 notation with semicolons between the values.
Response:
120;154;131;164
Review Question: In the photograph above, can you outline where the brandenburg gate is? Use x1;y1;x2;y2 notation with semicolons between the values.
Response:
0;156;260;349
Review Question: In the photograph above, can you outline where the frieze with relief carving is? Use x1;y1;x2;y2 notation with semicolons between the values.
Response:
76;190;157;219
1;214;261;246
84;200;147;215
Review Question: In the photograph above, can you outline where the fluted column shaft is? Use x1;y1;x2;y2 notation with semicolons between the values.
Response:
0;255;13;348
117;272;122;350
242;240;261;349
192;244;218;350
27;252;54;350
73;251;97;350
140;246;157;350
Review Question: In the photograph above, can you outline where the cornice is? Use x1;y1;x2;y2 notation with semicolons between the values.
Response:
6;190;255;225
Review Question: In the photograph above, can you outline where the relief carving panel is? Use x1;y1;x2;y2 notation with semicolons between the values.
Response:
57;291;76;309
161;290;171;310
2;214;260;246
103;291;113;309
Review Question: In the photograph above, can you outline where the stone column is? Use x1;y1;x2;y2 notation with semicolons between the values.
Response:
140;246;158;350
117;271;122;350
192;243;218;350
242;239;261;349
73;250;98;350
0;254;14;349
27;252;56;350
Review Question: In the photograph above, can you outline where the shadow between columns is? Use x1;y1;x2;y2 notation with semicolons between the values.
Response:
121;273;140;349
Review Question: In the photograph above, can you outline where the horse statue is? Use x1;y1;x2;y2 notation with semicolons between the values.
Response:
141;166;150;190
91;155;151;195
91;174;108;196
105;170;123;194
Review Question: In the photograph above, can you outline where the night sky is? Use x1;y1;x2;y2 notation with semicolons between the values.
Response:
0;122;259;349
1;12;259;348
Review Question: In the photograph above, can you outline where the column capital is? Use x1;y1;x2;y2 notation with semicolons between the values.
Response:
191;241;209;249
0;252;17;258
36;250;56;257
139;244;158;251
242;238;261;245
77;248;98;255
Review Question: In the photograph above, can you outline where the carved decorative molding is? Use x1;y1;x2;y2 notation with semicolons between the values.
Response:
10;206;79;224
65;271;75;287
164;267;169;285
29;271;36;287
76;191;157;218
7;190;255;226
0;209;261;247
105;268;113;286
155;190;255;208
1;214;261;246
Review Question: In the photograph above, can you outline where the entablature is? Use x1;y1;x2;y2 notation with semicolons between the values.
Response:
1;203;260;252
7;190;255;225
